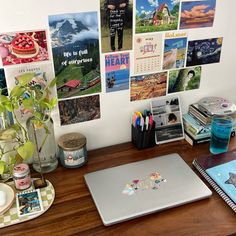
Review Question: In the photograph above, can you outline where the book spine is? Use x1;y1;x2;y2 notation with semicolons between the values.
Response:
183;121;211;139
189;105;212;125
184;132;210;146
192;160;236;213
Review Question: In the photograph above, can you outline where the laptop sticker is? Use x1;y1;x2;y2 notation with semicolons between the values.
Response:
122;172;166;195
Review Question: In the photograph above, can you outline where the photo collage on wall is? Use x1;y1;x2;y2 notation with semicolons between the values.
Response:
130;0;219;103
0;0;221;126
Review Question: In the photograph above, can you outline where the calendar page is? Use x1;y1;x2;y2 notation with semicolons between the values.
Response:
134;34;163;75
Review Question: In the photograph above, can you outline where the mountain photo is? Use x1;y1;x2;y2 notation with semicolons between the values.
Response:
48;12;101;99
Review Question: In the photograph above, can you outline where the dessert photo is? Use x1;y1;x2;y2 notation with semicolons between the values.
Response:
0;30;49;66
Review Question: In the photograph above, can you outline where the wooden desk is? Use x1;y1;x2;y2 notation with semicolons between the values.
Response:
1;139;236;236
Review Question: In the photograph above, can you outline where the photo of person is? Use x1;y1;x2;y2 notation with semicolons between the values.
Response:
151;96;184;144
100;0;133;53
167;113;177;124
168;66;201;93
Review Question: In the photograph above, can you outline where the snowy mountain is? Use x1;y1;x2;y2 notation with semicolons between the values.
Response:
49;18;91;47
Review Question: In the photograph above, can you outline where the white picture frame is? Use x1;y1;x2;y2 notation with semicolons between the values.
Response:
150;95;184;144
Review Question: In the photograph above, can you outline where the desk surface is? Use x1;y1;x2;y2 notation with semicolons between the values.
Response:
1;139;236;236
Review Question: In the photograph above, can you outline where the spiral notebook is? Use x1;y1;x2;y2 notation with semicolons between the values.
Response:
193;149;236;213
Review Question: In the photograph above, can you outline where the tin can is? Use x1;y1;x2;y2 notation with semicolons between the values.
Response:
58;132;87;168
13;163;31;190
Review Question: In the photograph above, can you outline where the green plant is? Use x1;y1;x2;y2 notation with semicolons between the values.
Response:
0;73;57;177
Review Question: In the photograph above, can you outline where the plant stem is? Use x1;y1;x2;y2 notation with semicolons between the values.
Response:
32;123;45;182
12;110;29;142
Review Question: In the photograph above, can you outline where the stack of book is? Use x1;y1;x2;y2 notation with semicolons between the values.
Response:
183;102;236;146
183;112;211;145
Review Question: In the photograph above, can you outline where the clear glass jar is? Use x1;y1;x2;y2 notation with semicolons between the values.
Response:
26;117;58;173
13;163;31;190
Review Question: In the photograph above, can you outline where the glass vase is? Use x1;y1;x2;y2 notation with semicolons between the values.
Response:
26;117;58;173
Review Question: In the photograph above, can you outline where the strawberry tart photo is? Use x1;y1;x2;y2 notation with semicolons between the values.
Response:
0;30;49;66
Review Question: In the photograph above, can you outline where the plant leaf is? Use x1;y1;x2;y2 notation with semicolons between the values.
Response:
17;141;35;160
22;98;34;110
17;73;35;86
0;104;5;113
49;77;57;87
4;101;14;112
0;161;5;174
0;128;17;141
50;97;57;108
10;85;24;98
0;95;9;102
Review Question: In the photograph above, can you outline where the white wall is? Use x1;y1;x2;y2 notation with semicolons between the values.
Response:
0;0;236;150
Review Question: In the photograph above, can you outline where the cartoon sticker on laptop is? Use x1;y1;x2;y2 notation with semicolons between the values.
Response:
122;172;167;195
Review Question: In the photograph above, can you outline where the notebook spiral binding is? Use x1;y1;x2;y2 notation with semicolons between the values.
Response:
193;160;236;213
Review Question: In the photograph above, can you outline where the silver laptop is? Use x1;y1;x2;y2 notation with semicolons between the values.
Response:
84;153;212;226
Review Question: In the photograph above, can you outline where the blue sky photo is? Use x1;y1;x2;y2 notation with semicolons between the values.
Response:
164;37;187;51
136;0;179;16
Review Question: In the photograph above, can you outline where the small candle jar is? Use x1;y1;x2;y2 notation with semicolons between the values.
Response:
13;163;32;190
58;132;87;168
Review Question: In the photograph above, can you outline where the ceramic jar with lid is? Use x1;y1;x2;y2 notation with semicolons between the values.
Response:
13;163;32;190
58;132;87;168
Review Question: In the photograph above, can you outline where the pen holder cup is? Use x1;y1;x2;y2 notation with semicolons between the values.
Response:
131;121;156;149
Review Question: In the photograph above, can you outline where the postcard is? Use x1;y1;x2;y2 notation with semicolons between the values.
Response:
105;53;130;93
136;0;180;34
100;0;133;53
186;37;223;67
150;95;184;144
134;34;163;75
16;189;44;217
168;66;201;93
180;0;216;30
0;30;49;66
163;32;187;70
0;68;7;96
48;12;101;100
5;63;56;121
130;72;167;101
59;94;100;125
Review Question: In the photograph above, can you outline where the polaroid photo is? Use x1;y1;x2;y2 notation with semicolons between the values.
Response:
16;189;44;217
150;95;184;144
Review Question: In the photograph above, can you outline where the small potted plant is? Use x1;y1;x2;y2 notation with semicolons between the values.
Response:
0;72;57;187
